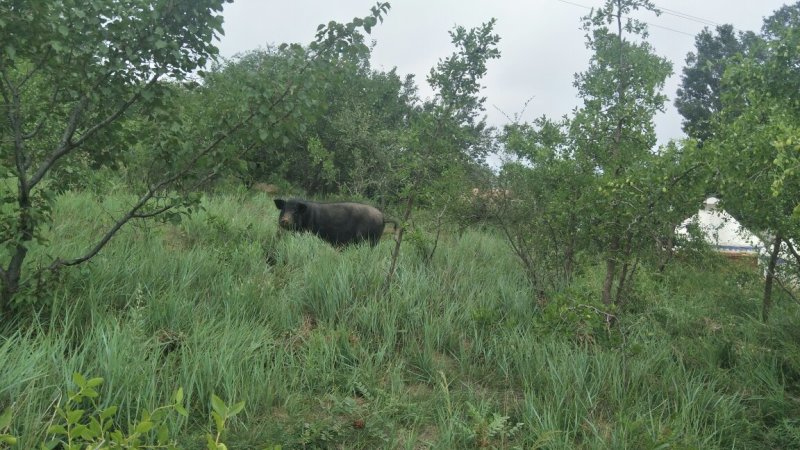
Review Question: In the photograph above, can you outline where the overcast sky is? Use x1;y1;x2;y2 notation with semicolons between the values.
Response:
216;0;792;147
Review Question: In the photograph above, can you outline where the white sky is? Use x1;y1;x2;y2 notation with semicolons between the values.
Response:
216;0;791;147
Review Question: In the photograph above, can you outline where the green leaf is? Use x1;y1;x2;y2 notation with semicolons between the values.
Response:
47;424;68;435
157;423;170;444
0;434;17;445
110;429;125;443
211;411;224;432
228;400;245;417
72;372;86;388
150;409;166;423
174;387;184;403
66;409;84;425
0;408;11;429
175;404;189;418
83;387;99;398
100;405;118;420
135;420;154;434
210;394;227;416
155;40;168;49
72;423;89;439
86;377;104;388
88;417;102;435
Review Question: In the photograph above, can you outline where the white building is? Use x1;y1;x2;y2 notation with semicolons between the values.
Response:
675;197;763;258
676;198;799;288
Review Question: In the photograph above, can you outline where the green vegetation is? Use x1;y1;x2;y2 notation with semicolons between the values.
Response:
2;0;800;448
0;190;798;448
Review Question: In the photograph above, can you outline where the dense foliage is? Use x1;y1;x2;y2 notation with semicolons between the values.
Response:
1;0;800;447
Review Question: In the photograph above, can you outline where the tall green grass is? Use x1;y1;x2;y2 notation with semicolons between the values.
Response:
2;190;800;448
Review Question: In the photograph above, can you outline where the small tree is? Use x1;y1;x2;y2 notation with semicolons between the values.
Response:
384;20;500;287
572;0;673;307
498;116;594;297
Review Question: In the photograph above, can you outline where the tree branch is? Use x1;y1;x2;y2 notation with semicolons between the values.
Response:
784;239;800;268
132;169;222;219
27;73;163;189
130;204;175;220
48;135;255;270
2;70;30;191
16;47;53;89
22;84;64;150
48;188;158;269
22;118;46;141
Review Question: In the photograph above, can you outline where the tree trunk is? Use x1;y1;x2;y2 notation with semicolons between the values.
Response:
564;240;575;283
602;257;616;306
658;232;674;273
384;194;414;292
1;178;34;315
762;234;782;322
615;260;629;305
602;235;620;306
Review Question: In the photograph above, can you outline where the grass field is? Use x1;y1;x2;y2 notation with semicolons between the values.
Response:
2;190;800;449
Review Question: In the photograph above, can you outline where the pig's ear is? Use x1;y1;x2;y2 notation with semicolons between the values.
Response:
296;202;308;213
274;199;285;210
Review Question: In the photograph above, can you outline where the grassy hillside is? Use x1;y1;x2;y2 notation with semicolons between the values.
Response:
2;190;800;449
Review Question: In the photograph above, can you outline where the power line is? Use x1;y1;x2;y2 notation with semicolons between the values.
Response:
655;5;720;27
647;22;698;38
554;0;717;38
555;0;592;12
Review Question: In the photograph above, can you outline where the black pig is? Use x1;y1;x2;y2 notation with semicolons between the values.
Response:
274;199;394;247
